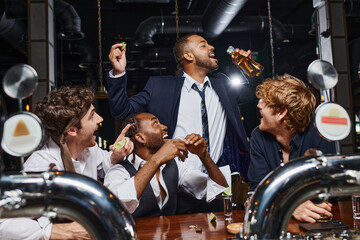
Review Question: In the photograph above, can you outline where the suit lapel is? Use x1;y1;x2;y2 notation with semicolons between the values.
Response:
209;74;244;141
210;75;238;121
168;71;185;137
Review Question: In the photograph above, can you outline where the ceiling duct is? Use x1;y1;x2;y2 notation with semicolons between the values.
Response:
0;0;85;56
134;0;249;45
0;12;27;55
134;15;203;46
224;16;288;42
2;0;27;19
55;0;85;40
134;14;308;46
345;0;360;17
63;41;96;69
70;42;98;69
202;0;248;39
223;16;312;42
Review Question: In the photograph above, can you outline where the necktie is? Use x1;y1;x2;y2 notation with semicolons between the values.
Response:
191;82;210;154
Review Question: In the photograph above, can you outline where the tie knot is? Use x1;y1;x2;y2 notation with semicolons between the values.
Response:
192;82;208;93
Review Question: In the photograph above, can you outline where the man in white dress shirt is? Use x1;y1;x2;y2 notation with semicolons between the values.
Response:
0;85;133;240
104;112;230;218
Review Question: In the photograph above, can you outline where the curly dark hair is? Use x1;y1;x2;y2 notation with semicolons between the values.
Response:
34;85;94;139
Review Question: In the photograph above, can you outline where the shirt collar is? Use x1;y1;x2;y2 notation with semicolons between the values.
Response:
291;130;305;149
182;72;211;92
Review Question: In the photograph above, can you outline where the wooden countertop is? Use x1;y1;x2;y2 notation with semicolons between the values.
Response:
134;200;354;239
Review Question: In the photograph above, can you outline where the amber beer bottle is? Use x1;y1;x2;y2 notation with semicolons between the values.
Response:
227;46;264;78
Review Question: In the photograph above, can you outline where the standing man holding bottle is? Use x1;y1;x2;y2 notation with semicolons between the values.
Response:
106;33;262;212
107;33;260;175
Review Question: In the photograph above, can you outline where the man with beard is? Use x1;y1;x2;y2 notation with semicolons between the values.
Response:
107;33;258;178
104;112;230;218
0;85;133;240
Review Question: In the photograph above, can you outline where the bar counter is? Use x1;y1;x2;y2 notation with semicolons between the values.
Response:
135;200;354;239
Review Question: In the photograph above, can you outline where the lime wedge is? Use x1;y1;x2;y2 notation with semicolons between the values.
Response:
223;187;232;195
114;139;126;150
209;212;216;222
119;41;127;50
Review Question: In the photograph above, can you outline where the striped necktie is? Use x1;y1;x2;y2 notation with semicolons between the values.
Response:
191;82;210;154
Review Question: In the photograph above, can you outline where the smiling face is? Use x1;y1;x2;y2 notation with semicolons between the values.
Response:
136;113;168;153
186;35;218;72
76;104;103;148
257;99;280;134
256;76;317;133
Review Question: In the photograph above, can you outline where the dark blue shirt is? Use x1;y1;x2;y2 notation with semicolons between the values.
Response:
248;122;336;191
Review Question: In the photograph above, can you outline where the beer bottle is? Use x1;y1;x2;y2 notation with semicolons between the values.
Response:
227;46;264;78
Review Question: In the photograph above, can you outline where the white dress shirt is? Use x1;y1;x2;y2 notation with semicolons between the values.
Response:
172;72;227;171
104;154;231;214
109;70;227;172
0;138;113;240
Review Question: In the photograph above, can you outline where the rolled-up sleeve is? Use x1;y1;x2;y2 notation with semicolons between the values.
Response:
0;217;52;240
177;161;231;202
104;164;139;213
95;147;113;178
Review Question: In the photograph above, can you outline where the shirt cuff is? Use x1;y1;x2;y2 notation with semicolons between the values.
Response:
101;151;114;174
37;217;52;240
109;69;126;78
116;177;139;214
205;165;231;202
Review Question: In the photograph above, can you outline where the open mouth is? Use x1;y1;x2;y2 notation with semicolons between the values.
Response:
162;131;168;139
93;127;99;136
209;52;217;61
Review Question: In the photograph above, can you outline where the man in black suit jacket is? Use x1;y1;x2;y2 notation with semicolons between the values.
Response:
107;33;259;179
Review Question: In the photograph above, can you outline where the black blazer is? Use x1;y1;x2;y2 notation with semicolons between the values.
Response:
107;70;257;177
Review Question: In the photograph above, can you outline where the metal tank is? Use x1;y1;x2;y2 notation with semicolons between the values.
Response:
0;171;137;239
0;64;137;239
244;154;360;239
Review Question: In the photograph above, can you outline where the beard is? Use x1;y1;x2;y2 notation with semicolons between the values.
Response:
147;135;164;154
194;55;218;72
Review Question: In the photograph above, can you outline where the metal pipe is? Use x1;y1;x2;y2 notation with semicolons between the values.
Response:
134;16;203;46
202;0;248;39
0;171;137;240
55;0;85;40
0;12;27;55
133;15;309;47
244;154;360;239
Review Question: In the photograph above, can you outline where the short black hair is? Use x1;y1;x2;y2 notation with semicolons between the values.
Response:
120;113;142;142
173;33;200;66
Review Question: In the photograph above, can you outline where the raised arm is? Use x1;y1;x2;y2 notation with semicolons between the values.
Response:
106;46;151;120
108;43;127;75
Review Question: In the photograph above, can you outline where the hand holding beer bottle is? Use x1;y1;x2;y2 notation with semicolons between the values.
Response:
227;46;264;78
